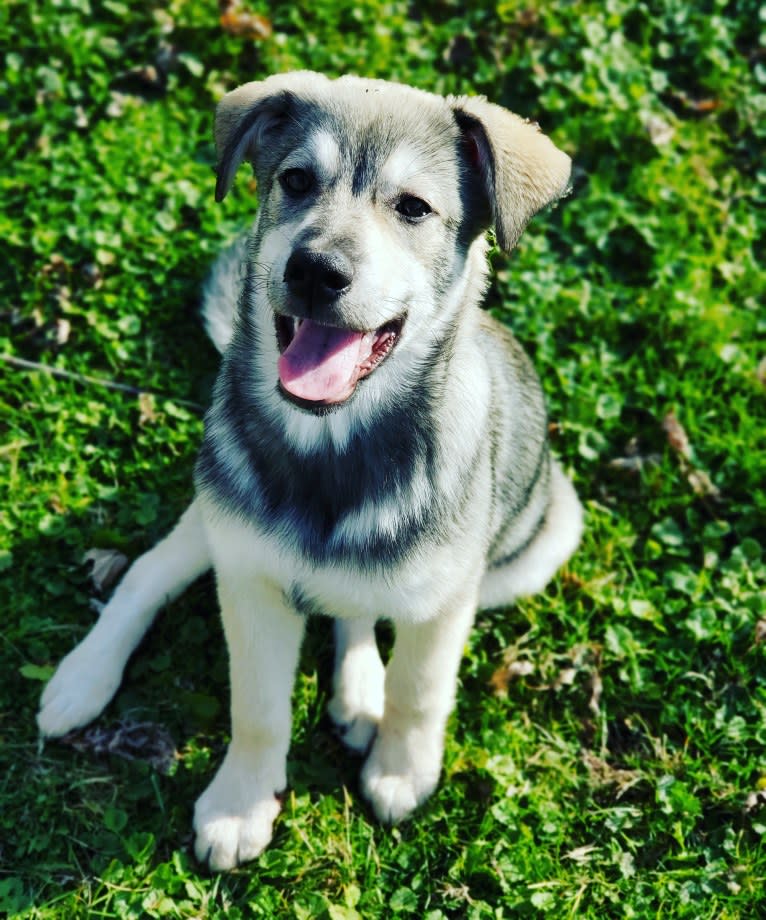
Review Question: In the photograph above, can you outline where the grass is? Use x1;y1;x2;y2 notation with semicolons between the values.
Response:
1;0;765;916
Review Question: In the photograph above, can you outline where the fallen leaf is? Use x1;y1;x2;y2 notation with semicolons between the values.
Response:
40;253;68;278
686;467;721;499
54;285;72;312
560;569;585;590
755;620;766;644
83;548;129;592
56;318;71;345
516;8;540;27
642;113;675;146
589;667;603;717
552;666;578;689
564;844;600;863
62;719;177;773
219;1;272;40
662;411;692;460
489;659;534;694
662;411;721;501
106;91;131;118
684;96;720;113
138;392;158;426
582;751;642;795
121;63;164;88
744;789;766;814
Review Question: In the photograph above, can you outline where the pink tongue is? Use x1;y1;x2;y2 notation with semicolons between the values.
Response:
278;319;375;403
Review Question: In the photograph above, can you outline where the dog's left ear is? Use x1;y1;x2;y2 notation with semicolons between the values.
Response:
451;96;571;251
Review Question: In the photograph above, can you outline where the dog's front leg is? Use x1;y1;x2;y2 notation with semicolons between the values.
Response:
360;590;478;824
193;574;304;871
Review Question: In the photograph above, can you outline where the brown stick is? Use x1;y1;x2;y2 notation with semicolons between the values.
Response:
0;353;206;413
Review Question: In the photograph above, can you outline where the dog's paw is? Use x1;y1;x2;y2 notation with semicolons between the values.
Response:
193;756;282;871
328;643;385;754
360;723;442;824
37;641;123;737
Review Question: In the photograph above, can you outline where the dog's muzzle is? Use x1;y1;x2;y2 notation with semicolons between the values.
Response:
275;245;403;408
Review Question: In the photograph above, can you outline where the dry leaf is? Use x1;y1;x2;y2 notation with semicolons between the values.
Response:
83;548;129;592
642;113;675;146
744;789;766;814
565;844;600;863
122;63;164;88
56;318;71;345
54;285;72;312
589;668;603;717
106;91;129;118
516;8;540;28
560;569;585;590
686;467;721;499
755;620;766;644
219;2;272;40
489;659;534;694
138;392;158;426
552;666;578;689
582;751;642;795
662;411;722;501
662;411;692;460
40;253;68;278
62;719;177;773
683;95;720;113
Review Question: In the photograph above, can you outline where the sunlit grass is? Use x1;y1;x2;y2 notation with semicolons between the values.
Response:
1;0;764;916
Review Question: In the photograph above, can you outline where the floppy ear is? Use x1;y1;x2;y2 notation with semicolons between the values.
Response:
451;95;571;251
214;71;328;202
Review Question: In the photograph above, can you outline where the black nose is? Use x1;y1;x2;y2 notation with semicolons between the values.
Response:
283;248;353;307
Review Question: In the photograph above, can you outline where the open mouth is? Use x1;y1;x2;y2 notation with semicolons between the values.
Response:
274;314;403;407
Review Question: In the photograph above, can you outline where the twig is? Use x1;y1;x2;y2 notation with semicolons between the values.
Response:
0;353;206;413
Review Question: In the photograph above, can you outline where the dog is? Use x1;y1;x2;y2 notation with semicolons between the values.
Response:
38;72;583;871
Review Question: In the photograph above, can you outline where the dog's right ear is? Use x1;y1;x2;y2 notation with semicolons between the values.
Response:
214;72;326;202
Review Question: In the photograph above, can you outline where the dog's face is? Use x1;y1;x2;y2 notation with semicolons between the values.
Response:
253;96;478;410
214;73;570;429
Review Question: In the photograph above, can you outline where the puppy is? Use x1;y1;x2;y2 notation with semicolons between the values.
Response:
38;72;583;870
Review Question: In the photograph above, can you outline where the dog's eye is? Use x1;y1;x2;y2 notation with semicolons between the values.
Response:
280;168;313;197
395;195;432;221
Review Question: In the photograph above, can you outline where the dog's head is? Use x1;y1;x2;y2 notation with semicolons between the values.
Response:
214;72;570;416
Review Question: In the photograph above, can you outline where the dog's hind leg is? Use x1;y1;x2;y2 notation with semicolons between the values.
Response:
38;499;210;738
478;460;583;609
328;618;385;753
